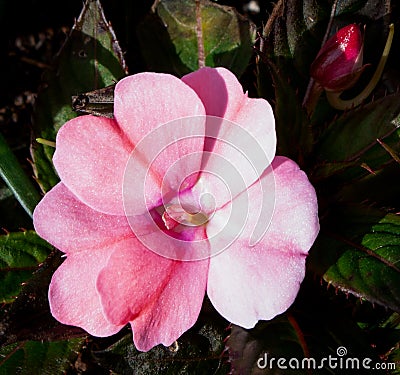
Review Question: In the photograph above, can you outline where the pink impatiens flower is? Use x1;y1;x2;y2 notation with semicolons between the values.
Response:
33;67;319;351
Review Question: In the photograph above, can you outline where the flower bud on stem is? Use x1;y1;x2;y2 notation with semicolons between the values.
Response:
304;23;394;114
327;24;394;110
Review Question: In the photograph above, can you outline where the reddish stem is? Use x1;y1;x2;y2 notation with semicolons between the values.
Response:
195;0;205;69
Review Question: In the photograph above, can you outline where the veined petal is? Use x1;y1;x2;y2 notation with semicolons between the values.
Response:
206;156;319;327
53;115;132;215
96;236;209;351
33;183;132;254
49;246;124;337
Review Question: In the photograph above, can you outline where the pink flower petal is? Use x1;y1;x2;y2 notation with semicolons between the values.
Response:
182;67;276;207
49;246;124;337
33;183;132;254
96;238;209;351
53;116;132;215
114;73;205;145
114;73;206;213
206;156;319;327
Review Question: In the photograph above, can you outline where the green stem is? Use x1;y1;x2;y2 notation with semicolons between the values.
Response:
327;24;394;110
0;133;41;218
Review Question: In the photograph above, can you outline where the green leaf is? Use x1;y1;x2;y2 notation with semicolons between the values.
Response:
310;205;400;312
137;0;255;77
0;231;52;304
0;133;41;218
310;112;400;185
0;339;84;375
0;251;85;345
315;94;400;163
319;89;400;182
31;0;127;193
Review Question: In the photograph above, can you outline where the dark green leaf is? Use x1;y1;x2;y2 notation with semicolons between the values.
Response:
335;0;387;18
265;60;312;161
0;251;85;345
310;205;400;312
0;338;84;375
310;108;400;185
31;0;127;193
0;183;32;232
336;162;400;208
377;313;400;373
137;0;255;77
0;133;41;218
315;94;400;163
0;231;52;304
309;160;357;181
266;0;328;75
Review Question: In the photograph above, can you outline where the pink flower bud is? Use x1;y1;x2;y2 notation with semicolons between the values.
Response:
310;24;366;92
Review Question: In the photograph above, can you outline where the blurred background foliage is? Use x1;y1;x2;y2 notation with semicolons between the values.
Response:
1;0;400;373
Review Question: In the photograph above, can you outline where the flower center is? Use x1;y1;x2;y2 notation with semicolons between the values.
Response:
161;204;209;230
